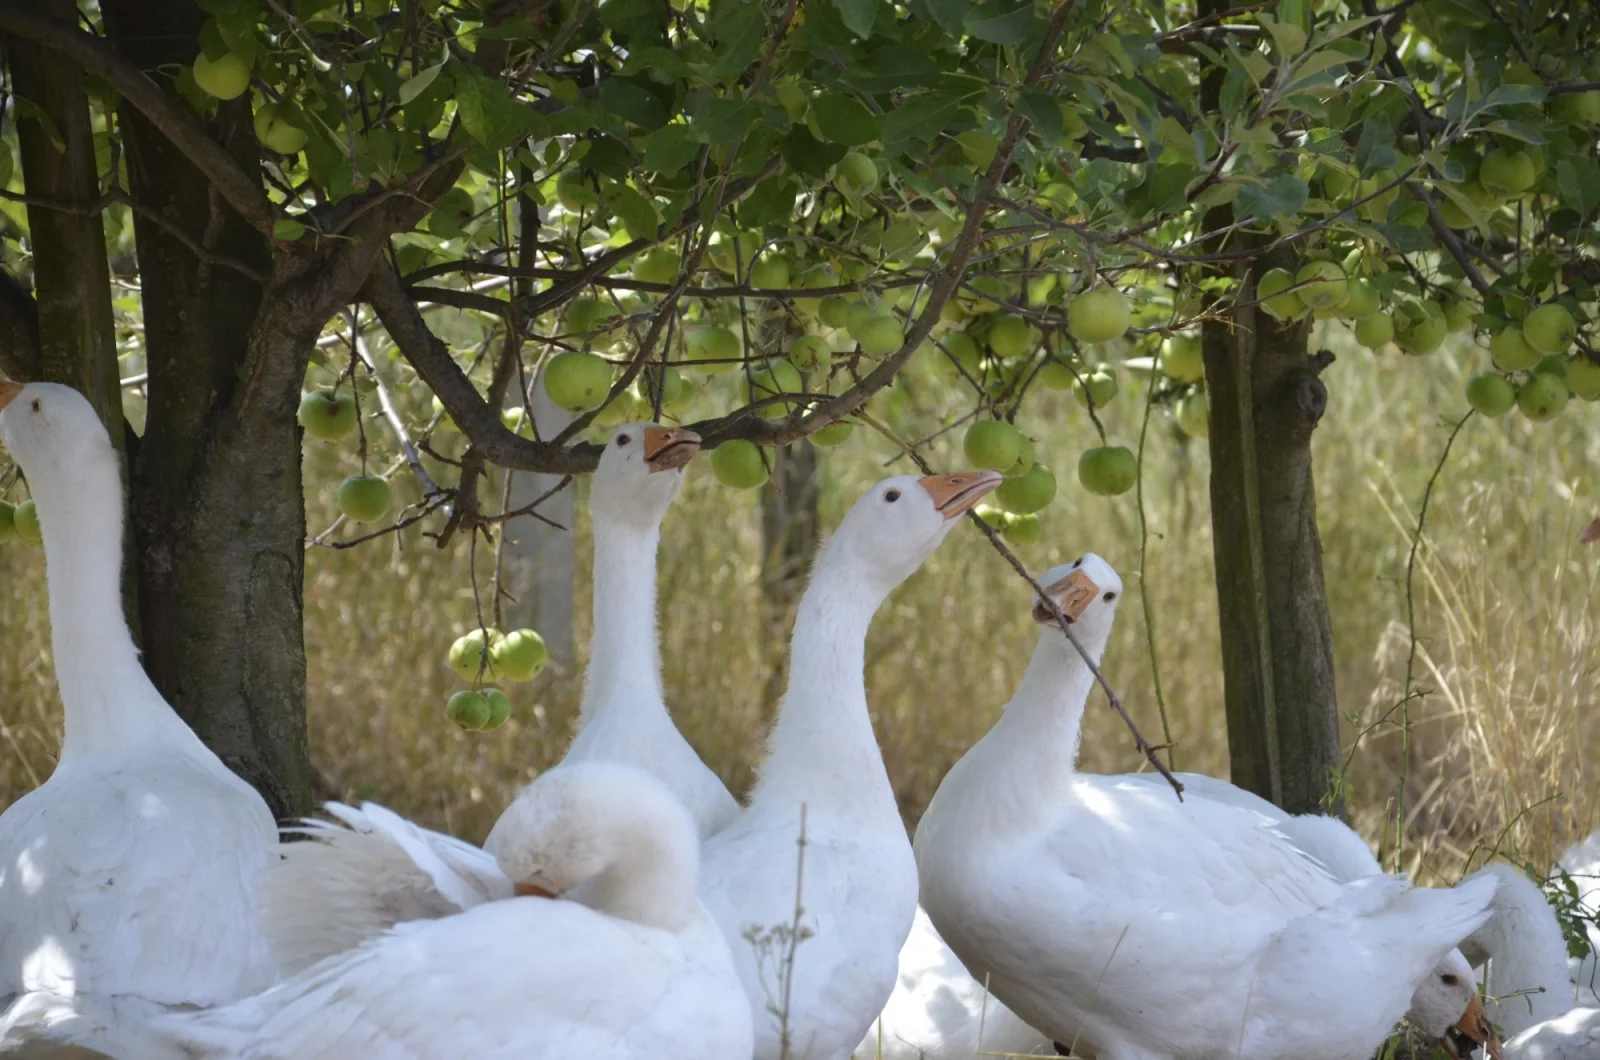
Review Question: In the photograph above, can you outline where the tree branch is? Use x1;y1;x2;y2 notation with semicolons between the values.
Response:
0;270;42;382
0;6;277;234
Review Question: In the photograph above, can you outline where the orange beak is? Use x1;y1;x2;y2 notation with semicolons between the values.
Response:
643;426;701;472
514;882;558;899
1032;569;1100;625
919;470;1002;519
1440;995;1503;1060
0;380;21;411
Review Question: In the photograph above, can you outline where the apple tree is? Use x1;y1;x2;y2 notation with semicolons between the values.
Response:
0;0;1593;817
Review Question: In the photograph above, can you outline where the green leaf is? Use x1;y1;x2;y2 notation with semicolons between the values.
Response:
1235;173;1308;222
921;0;974;33
1256;14;1306;57
832;0;878;38
1017;86;1063;144
963;0;1035;46
1483;119;1546;145
399;62;446;105
607;184;661;241
882;93;965;148
11;98;64;153
455;70;530;150
618;46;693;79
710;4;766;79
273;219;308;241
1353;120;1399;176
599;79;670;130
739;176;798;228
781;126;846;177
842;46;940;94
689;96;758;144
1556;157;1600;220
812;94;880;145
1483;84;1548;109
641;124;701;173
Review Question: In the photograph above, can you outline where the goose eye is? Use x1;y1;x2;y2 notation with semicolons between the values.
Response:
30;400;40;412
615;433;632;446
1441;974;1459;986
885;489;901;503
1103;591;1117;602
1072;557;1082;568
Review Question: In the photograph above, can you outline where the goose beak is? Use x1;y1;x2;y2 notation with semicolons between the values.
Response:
643;427;701;472
514;882;558;899
919;470;1002;520
1032;569;1099;625
0;380;20;411
1440;995;1503;1060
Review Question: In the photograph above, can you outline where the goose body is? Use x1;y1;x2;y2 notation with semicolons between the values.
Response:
0;382;277;1050
155;762;753;1060
257;424;730;975
1559;832;1600;1007
700;471;1000;1060
915;554;1498;1060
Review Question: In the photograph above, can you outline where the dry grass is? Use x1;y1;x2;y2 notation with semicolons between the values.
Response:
1;326;1596;885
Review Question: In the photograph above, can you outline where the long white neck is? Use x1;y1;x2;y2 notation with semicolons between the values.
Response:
31;459;189;759
580;815;699;932
581;517;664;725
752;548;897;819
999;626;1103;769
1474;865;1577;1034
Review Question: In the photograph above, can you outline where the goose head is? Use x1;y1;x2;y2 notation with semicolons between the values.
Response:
486;760;701;929
1411;950;1504;1060
0;382;117;495
824;471;1001;592
1031;553;1123;644
590;423;701;531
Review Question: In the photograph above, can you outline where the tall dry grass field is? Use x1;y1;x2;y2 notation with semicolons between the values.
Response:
1;324;1596;886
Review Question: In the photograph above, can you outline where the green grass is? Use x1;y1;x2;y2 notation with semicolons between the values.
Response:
1;324;1596;888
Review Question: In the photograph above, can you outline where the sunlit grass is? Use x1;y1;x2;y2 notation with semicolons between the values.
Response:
1;329;1596;886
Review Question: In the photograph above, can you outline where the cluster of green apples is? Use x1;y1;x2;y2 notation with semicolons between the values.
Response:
296;387;394;525
442;626;548;731
1470;303;1596;421
0;497;41;547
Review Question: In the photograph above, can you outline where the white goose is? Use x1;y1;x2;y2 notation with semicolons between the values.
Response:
155;761;754;1060
915;554;1500;1060
1558;831;1600;1007
257;423;727;975
700;470;1001;1060
1463;862;1600;1058
0;382;277;1051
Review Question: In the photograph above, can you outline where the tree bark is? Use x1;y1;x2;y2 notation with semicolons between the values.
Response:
1201;255;1343;817
100;0;312;819
756;441;820;710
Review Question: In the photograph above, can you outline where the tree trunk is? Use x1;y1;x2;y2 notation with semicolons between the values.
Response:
757;441;820;709
101;0;312;819
502;366;577;668
1201;255;1343;817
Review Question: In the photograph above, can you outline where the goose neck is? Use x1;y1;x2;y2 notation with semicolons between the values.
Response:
995;625;1105;770
582;518;664;721
580;818;698;932
1475;867;1576;1033
32;472;179;758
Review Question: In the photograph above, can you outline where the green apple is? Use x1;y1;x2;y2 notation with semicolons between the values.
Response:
1001;512;1041;546
1076;366;1118;408
1521;303;1577;354
1441;293;1477;333
987;315;1036;359
0;500;13;545
1353;312;1395;349
490;628;548;682
749;255;792;290
834;151;878;195
750;360;805;418
934;330;983;380
480;688;512;730
995;464;1055;515
1567;355;1600;401
298;388;358;442
13;500;40;545
1479;148;1537;197
632;249;678;286
1489;326;1540;371
565;297;618;336
788;335;832;373
849;312;905;358
774;78;809;121
1517;372;1569;422
641;365;690;414
1258;267;1308;322
818;296;855;328
446;690;492;731
1038;356;1081;390
1001;434;1035;479
1175;390;1209;438
1465;372;1516;417
252;103;307;154
1394;300;1448;355
543;352;613;411
1552;90;1600;125
1158;333;1205;383
685;325;741;374
555;171;599;212
1294;261;1348;311
963;420;1023;472
1337;280;1381;321
1067;287;1130;344
810;421;854;447
711;440;770;488
1078;446;1138;496
707;231;760;276
449;628;503;681
974;504;1012;531
337;475;390;524
192;50;252;100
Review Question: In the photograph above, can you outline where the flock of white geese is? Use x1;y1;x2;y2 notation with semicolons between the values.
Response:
0;379;1596;1060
